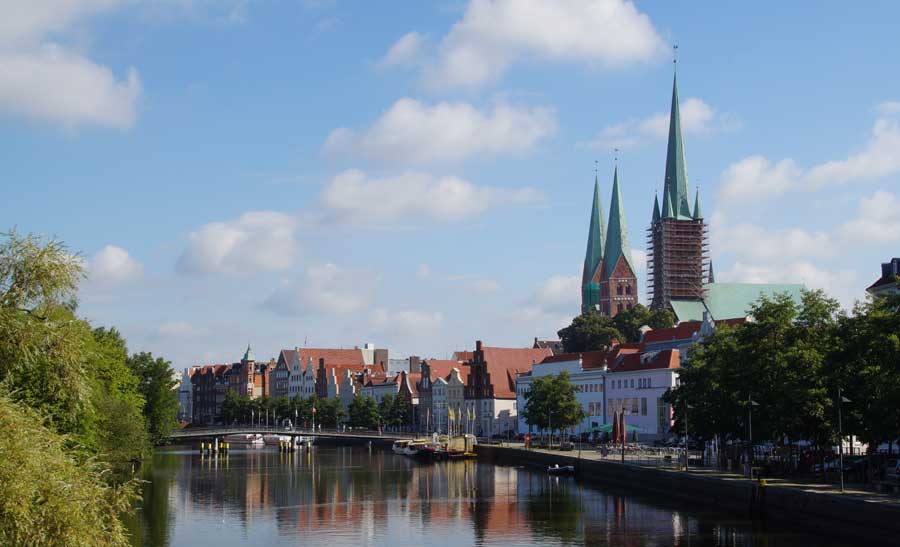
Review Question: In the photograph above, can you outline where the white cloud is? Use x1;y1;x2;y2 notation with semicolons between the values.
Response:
0;1;140;129
379;31;428;68
466;278;502;294
837;190;900;243
713;223;835;263
156;321;209;339
528;274;580;314
323;98;557;164
718;155;803;203
719;115;900;203
320;169;542;225
86;245;143;286
586;98;740;150
371;308;444;337
875;101;900;115
384;0;666;91
262;263;374;316
177;211;298;274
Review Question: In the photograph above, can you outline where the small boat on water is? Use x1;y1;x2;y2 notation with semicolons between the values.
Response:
223;433;264;446
404;440;429;456
392;440;411;455
263;434;292;446
547;464;576;475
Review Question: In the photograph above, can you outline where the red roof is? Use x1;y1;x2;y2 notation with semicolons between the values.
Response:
423;359;461;381
453;350;474;362
611;349;680;373
641;318;746;344
480;346;553;398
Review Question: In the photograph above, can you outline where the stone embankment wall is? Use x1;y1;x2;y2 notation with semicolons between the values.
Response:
477;445;900;542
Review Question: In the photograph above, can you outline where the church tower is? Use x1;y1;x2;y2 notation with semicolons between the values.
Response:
581;176;605;313
600;166;638;317
647;74;709;310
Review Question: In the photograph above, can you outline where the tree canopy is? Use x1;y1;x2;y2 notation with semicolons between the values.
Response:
522;371;585;433
557;305;675;353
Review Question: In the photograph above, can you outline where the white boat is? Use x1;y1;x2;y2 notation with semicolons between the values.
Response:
392;440;411;455
404;441;428;456
223;433;263;446
547;464;576;475
263;434;292;446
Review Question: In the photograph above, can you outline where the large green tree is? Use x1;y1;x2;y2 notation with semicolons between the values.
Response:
611;304;675;343
522;371;585;435
348;394;380;429
128;351;179;444
557;311;622;353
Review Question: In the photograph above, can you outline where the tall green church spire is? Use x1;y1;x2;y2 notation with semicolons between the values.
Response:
692;186;703;219
663;75;693;219
652;191;661;224
582;176;606;282
604;166;634;277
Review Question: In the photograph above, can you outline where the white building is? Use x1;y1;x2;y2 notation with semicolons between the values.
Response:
515;348;681;440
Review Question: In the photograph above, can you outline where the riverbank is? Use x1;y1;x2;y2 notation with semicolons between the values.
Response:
477;444;900;543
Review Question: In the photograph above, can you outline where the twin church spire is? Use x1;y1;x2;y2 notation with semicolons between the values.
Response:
581;165;637;317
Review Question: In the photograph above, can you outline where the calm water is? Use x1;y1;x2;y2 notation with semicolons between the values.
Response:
126;444;841;547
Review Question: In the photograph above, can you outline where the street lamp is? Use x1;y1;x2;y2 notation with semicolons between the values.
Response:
747;398;759;473
838;388;851;493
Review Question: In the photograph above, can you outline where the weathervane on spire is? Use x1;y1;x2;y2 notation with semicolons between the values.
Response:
594;159;598;177
614;147;619;166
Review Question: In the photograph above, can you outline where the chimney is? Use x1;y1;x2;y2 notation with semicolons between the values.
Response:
476;340;482;351
318;358;325;369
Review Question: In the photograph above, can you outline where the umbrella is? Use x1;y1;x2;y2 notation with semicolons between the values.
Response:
594;422;643;434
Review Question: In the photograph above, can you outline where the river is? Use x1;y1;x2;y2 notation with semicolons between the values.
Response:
126;443;841;546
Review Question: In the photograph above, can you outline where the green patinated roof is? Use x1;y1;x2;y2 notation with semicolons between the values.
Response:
670;282;807;322
662;75;694;221
243;343;255;362
583;176;606;283
693;187;703;219
652;193;661;224
604;167;635;277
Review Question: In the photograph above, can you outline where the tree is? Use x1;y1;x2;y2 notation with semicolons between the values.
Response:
557;311;622;353
378;393;396;427
611;304;675;343
0;392;135;546
522;371;585;436
316;397;344;428
394;392;411;427
348;394;380;429
128;352;179;444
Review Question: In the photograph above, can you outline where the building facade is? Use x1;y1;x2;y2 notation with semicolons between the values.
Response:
867;257;900;297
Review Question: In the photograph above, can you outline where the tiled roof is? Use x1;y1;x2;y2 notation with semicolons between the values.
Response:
641;321;704;343
867;275;899;291
453;350;474;362
611;349;680;373
480;346;553;398
422;359;461;381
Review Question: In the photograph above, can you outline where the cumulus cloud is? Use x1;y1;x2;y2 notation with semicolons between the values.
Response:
320;169;542;225
521;274;580;320
379;31;428;68
586;98;740;150
382;0;666;91
86;245;143;286
837;190;900;243
156;321;209;339
719;113;900;203
177;211;298;274
262;263;374;317
323;98;557;164
0;1;140;129
713;223;836;263
371;308;444;337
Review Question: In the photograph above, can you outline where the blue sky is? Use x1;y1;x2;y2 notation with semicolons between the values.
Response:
4;1;899;369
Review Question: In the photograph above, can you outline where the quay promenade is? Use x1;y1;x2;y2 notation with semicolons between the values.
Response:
478;443;900;543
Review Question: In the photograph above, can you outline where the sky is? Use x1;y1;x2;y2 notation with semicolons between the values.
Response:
4;1;899;370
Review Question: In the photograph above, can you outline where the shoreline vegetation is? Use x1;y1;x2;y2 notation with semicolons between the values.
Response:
0;230;178;546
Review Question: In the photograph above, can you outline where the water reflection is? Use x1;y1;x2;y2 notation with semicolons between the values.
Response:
128;445;837;547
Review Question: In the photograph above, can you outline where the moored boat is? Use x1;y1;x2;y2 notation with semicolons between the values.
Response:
404;441;428;456
263;434;292;446
392;440;411;455
547;464;576;475
223;433;264;446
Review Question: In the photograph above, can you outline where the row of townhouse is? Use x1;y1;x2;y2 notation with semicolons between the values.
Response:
190;345;275;425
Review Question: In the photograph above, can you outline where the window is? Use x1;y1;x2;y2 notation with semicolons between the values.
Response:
626;285;632;295
617;303;624;314
588;402;595;416
622;398;630;415
608;399;614;416
647;377;651;388
641;398;648;416
617;285;623;295
630;379;634;388
632;399;639;415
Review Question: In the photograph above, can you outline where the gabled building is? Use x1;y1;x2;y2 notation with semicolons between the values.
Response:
463;341;552;437
581;168;639;317
417;359;463;431
867;258;900;297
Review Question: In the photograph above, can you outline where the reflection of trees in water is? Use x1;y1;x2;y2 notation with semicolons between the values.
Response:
126;451;178;547
522;476;582;545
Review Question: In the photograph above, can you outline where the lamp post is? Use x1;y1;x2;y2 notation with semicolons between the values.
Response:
684;403;693;471
838;388;851;493
748;398;759;473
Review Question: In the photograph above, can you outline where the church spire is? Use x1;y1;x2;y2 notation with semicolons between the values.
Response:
652;191;661;224
663;73;692;219
582;175;606;283
708;261;715;284
604;166;634;277
693;186;703;219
